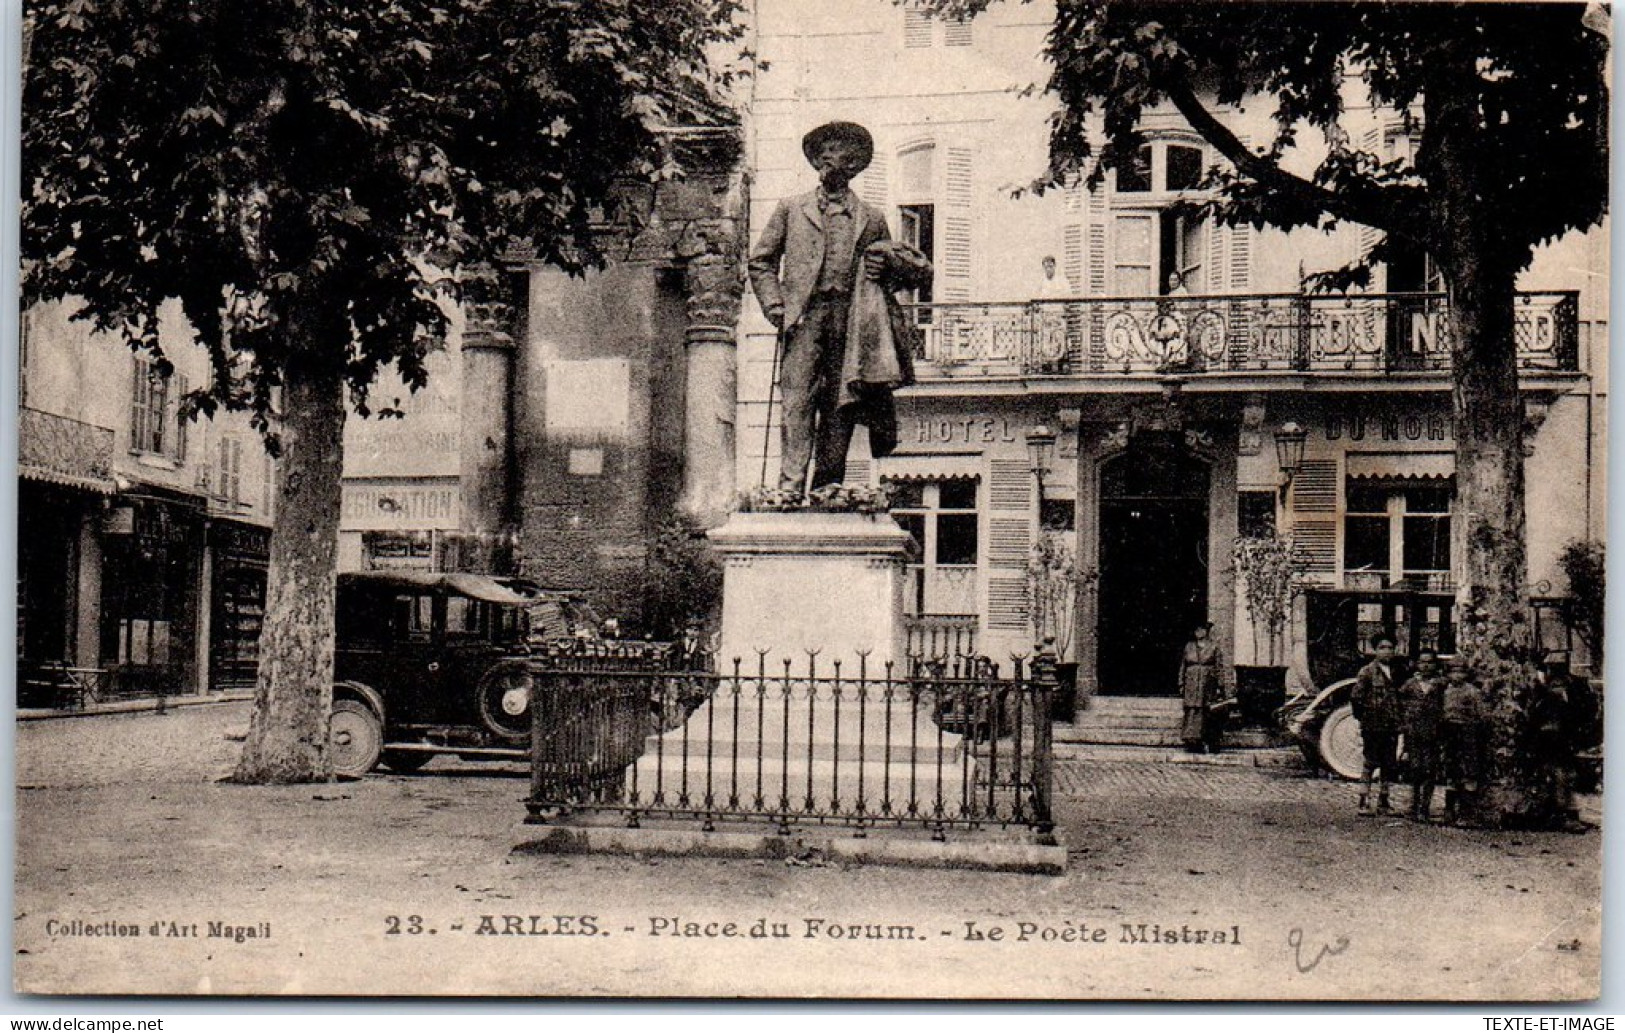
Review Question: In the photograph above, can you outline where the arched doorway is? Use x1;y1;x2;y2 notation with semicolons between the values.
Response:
1097;435;1211;695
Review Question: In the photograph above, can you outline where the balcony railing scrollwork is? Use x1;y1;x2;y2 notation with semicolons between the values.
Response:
906;291;1579;379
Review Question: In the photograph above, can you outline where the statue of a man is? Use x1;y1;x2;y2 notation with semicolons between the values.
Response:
748;121;933;491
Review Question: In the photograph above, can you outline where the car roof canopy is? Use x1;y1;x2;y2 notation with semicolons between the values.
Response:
337;570;539;606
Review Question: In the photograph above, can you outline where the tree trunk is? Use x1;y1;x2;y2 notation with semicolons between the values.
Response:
1448;256;1529;638
234;321;349;784
1424;42;1548;826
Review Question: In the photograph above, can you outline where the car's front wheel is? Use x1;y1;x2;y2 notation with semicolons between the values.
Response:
330;699;384;777
479;661;536;742
1316;702;1365;781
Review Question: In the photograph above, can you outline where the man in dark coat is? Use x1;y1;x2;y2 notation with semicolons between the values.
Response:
747;121;933;490
1351;634;1405;815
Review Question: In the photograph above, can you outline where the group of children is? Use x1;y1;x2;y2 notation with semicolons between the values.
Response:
1350;636;1487;824
1349;634;1594;827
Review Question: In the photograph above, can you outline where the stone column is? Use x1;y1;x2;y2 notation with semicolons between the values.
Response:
459;291;518;574
680;244;742;527
668;132;747;529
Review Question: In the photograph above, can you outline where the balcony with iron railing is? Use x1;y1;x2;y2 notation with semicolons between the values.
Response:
18;406;117;492
906;291;1579;381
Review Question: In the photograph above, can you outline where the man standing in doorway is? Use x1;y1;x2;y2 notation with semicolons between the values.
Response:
748;121;933;491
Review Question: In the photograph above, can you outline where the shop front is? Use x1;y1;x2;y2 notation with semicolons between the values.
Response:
97;488;207;698
208;520;270;690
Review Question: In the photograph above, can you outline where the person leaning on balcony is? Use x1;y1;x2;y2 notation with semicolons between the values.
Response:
1178;622;1227;754
1399;648;1446;822
747;120;933;491
1352;634;1405;816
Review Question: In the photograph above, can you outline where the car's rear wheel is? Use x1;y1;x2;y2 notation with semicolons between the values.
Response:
330;699;384;777
382;749;433;774
1316;702;1365;781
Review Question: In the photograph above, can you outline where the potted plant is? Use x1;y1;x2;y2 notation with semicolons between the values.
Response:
1027;531;1097;721
1231;530;1308;725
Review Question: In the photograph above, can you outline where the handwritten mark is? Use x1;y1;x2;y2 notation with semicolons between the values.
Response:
1288;928;1350;974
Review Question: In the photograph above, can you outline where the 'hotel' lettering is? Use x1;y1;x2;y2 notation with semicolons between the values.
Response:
916;417;1020;445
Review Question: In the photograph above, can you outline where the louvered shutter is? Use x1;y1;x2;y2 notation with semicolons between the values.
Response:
1085;185;1108;296
940;145;975;302
173;373;189;462
229;438;243;504
1290;457;1340;584
130;360;149;452
943;14;973;46
1356;127;1383;282
903;7;933;48
1207;220;1228;294
1063;224;1083;294
1228;223;1252;292
854;149;888;209
985;458;1032;632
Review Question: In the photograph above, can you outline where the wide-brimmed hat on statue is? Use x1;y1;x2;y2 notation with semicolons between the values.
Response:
802;121;874;172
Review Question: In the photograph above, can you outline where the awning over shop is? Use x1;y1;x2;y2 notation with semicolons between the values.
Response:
1344;452;1455;481
876;453;983;482
18;463;118;495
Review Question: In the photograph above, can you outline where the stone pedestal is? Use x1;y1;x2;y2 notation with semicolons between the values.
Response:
633;510;967;808
710;510;913;669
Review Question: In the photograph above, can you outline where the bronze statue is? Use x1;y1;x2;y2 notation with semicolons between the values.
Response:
748;121;933;491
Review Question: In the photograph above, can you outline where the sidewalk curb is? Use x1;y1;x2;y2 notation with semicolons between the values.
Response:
16;691;255;721
512;822;1068;875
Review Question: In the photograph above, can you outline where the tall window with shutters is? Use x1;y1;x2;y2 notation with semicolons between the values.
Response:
895;143;937;314
129;357;187;461
1107;140;1213;296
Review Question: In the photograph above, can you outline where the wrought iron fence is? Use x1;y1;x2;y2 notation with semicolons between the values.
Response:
525;652;1056;838
908;291;1578;378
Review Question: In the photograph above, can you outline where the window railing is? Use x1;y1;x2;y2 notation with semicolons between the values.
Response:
906;291;1578;378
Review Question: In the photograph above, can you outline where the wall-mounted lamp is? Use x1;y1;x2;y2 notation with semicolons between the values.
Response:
1273;421;1308;503
1026;424;1057;492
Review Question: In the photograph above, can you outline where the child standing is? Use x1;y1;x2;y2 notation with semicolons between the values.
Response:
1400;648;1446;822
1439;656;1486;826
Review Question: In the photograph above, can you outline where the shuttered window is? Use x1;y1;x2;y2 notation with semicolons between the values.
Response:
130;357;169;456
1290;458;1340;583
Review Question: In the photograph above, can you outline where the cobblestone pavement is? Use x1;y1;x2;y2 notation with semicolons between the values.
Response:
1056;758;1352;803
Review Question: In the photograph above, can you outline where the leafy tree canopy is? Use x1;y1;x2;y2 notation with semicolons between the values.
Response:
929;0;1608;283
22;0;745;430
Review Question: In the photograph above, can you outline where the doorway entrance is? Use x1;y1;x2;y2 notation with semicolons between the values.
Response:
1096;436;1210;695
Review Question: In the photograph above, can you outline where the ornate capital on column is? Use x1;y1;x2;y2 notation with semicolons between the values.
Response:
463;300;517;352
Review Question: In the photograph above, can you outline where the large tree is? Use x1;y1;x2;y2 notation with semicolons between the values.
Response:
929;0;1608;823
22;0;744;782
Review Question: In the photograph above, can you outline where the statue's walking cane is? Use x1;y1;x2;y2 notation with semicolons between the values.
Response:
758;325;786;489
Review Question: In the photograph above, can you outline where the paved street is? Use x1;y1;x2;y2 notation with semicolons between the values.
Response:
13;700;1601;999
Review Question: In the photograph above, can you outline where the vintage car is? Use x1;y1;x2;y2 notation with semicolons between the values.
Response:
1281;587;1588;780
326;570;675;777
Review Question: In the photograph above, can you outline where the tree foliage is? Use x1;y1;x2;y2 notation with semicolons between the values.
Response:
23;0;746;419
928;0;1607;278
1558;539;1605;668
21;0;746;782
